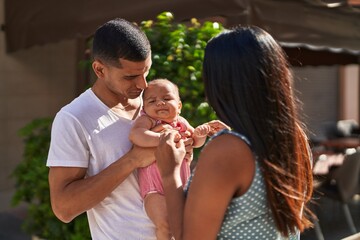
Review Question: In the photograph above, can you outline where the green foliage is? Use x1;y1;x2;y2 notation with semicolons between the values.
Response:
140;12;222;126
12;12;223;239
12;118;91;239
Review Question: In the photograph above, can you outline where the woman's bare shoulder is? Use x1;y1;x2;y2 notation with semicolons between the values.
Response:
196;133;256;195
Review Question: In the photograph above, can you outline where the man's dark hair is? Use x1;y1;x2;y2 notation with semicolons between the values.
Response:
92;18;151;67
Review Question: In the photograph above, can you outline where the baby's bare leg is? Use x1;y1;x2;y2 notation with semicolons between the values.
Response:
144;193;172;240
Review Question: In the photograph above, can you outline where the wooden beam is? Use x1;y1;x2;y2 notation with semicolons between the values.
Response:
283;47;359;66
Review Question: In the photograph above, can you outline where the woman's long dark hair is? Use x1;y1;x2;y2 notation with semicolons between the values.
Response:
203;26;313;236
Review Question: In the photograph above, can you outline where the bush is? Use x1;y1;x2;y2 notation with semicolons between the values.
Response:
12;12;223;239
12;118;91;240
142;12;222;126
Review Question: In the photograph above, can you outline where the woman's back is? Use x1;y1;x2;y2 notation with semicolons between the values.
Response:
186;130;299;240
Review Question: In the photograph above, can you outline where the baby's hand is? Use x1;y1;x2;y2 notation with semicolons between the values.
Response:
180;130;192;139
194;124;211;137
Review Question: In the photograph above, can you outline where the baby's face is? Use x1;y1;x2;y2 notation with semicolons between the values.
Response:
143;82;181;123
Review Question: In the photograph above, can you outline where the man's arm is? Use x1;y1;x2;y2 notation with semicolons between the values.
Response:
49;145;155;223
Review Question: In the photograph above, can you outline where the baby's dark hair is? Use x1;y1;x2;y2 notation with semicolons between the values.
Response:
145;78;180;100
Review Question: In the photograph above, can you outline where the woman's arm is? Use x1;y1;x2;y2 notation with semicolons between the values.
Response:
156;131;187;239
157;131;255;239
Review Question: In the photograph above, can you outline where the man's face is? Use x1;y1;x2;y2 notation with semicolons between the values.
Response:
97;56;152;99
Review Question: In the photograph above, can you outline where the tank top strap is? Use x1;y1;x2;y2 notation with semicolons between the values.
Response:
209;129;251;148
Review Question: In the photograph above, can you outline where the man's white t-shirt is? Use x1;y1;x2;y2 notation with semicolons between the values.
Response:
47;89;156;240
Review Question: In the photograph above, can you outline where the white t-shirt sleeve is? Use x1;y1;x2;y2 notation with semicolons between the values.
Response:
47;111;89;168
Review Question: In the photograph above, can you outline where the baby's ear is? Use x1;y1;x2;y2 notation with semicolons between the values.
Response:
178;101;182;114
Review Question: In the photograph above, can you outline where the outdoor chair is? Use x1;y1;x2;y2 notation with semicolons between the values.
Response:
313;150;360;239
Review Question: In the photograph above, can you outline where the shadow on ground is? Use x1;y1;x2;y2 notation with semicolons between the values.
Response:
0;206;31;240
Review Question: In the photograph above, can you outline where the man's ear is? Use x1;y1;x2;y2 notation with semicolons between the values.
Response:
92;60;105;78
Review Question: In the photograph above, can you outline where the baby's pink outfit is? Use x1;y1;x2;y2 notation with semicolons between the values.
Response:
137;114;191;199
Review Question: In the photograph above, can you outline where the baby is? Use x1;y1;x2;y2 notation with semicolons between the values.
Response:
129;78;211;239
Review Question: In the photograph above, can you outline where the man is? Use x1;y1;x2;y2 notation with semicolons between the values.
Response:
47;18;185;239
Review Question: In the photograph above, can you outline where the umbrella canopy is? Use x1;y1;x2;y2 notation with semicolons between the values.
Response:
3;0;360;64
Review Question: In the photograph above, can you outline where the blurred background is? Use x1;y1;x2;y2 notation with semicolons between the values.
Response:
0;0;359;239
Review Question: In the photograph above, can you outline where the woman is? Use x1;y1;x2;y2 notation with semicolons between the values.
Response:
156;26;314;239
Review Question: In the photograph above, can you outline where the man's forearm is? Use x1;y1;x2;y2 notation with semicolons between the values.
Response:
49;152;137;223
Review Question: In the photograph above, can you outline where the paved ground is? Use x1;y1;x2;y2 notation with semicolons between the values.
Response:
0;195;359;240
0;206;31;240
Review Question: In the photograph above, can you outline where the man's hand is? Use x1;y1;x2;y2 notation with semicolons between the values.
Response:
128;145;156;168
